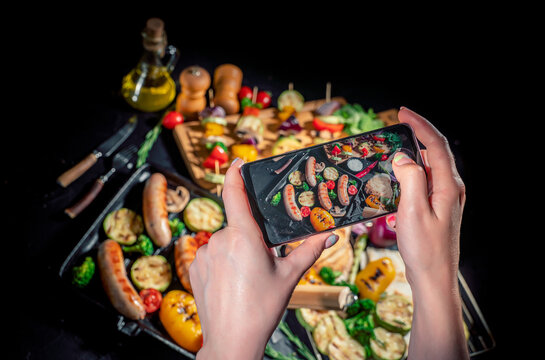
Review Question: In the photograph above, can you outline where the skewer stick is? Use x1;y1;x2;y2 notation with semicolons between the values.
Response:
288;82;293;91
326;82;331;103
252;86;258;104
214;160;221;195
208;88;215;107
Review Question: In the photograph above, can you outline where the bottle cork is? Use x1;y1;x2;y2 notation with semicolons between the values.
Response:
142;18;166;53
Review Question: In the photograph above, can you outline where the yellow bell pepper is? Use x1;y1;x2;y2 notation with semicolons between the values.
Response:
159;290;202;353
204;122;224;137
355;257;396;302
231;144;258;162
298;267;325;285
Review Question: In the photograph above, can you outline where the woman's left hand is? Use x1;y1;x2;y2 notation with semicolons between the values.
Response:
191;158;338;360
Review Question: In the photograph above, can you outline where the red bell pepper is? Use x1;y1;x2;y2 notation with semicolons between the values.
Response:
203;144;229;169
312;117;344;133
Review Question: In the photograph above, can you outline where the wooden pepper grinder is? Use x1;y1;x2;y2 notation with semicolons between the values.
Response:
176;65;211;120
213;64;243;115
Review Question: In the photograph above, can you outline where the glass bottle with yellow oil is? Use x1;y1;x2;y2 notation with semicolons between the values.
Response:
121;18;179;112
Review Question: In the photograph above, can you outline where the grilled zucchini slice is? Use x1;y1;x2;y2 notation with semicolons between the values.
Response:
369;327;406;360
103;208;144;245
374;293;413;335
183;198;224;233
130;255;172;292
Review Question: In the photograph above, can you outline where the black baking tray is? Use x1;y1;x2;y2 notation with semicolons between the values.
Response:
59;163;495;359
58;163;306;359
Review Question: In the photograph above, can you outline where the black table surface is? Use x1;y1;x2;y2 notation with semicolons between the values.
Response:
11;11;507;360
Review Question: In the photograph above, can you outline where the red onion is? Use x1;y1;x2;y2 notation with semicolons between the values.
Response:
368;214;397;247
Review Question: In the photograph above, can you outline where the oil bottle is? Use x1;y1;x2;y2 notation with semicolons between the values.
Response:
121;18;179;112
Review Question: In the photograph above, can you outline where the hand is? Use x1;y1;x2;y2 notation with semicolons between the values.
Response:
190;158;339;360
392;107;469;359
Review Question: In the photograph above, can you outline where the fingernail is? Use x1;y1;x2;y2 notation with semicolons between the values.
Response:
230;157;244;167
393;152;414;166
324;234;339;249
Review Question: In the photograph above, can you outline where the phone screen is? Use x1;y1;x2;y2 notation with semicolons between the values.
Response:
240;123;423;247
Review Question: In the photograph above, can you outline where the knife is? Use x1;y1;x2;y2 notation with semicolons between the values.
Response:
57;115;138;187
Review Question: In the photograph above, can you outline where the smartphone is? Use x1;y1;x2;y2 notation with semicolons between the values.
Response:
240;123;424;247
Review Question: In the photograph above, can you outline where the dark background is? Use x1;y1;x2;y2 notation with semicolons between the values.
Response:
11;8;506;359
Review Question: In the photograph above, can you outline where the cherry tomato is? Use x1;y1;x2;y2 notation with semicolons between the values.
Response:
238;86;253;100
162;111;184;129
140;288;163;313
242;106;260;117
326;180;336;190
256;91;272;109
301;206;311;217
380;154;388;161
348;184;358;195
194;231;212;247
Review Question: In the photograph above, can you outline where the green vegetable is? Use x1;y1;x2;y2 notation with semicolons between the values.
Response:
328;189;337;200
169;218;186;237
334;104;384;135
278;321;317;360
271;191;282;206
137;117;162;168
319;266;358;294
343;299;377;357
122;234;154;256
348;234;367;284
71;256;95;288
265;343;299;360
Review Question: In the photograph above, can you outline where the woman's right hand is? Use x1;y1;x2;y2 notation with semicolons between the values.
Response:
392;107;469;360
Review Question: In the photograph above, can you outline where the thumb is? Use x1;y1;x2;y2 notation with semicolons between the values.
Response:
282;232;339;282
392;151;430;214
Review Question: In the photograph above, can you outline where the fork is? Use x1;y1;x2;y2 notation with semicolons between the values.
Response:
65;145;138;218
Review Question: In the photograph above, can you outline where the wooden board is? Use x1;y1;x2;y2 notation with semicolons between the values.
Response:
173;97;399;193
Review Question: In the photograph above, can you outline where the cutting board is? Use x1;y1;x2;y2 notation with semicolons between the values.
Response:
173;97;399;193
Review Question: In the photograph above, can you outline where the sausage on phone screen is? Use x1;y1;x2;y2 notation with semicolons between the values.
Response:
97;240;146;320
283;184;302;221
338;174;350;206
306;156;317;187
143;173;172;247
318;182;333;210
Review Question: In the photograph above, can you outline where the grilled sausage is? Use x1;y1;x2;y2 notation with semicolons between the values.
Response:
318;182;333;210
174;235;197;293
338;174;350;206
97;240;146;320
283;184;302;221
143;173;172;247
306;156;317;187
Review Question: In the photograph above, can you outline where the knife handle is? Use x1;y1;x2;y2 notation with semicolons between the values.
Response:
64;178;105;218
57;152;99;188
287;285;354;311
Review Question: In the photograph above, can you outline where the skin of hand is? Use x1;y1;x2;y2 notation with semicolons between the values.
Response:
190;158;339;360
392;107;469;360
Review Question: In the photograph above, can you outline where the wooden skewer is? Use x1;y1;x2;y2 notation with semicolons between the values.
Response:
326;82;331;103
208;88;215;107
252;86;258;104
214;160;221;195
288;82;293;91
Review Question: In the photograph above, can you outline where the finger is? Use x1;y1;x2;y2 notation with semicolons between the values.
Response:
281;232;338;282
398;107;461;187
392;151;431;215
221;158;260;231
398;107;465;211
